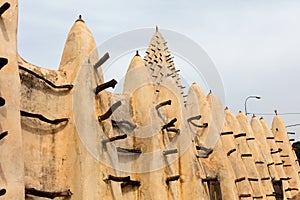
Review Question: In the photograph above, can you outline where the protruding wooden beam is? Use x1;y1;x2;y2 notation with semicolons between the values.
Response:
280;177;291;181
280;155;289;158
0;131;8;140
197;153;212;159
234;133;246;138
187;115;201;121
104;175;141;188
95;79;117;95
287;132;295;135
0;58;8;70
235;177;246;183
255;161;264;164
121;180;141;188
253;195;263;199
241;153;252;157
161;118;177;130
196;146;213;158
102;134;127;144
0;3;10;16
239;194;251;198
227;148;236;156
248;178;259;181
195;145;210;152
116;147;141;154
19;66;73;90
0;97;5;106
155;100;171;110
98;101;122;121
0;188;6;196
187;115;208;128
163;149;178;156
166;175;180;184
20;110;69;125
285;187;299;192
271;149;282;154
202;177;218;182
220;131;233;136
166;57;173;62
25;188;72;199
283;164;292;167
105;175;130;182
94;52;110;69
266;193;275;197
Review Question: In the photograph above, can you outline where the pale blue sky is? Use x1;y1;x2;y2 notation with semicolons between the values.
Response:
17;1;300;140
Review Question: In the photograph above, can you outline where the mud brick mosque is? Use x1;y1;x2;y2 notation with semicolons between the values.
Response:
0;0;300;199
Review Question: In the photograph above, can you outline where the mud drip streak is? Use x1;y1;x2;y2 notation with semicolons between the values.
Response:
25;188;72;199
19;66;73;90
20;110;69;125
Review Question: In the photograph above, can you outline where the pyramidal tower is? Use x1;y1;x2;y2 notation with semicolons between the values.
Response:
144;27;185;102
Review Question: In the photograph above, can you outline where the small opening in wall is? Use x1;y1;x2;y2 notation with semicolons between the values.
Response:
203;178;222;200
272;180;283;200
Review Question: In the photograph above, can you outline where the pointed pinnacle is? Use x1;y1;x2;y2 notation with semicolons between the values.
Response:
156;25;158;32
76;14;85;23
136;50;140;56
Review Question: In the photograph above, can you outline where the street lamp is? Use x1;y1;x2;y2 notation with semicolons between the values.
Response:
244;95;261;115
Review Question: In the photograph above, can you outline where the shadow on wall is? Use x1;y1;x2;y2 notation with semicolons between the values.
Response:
21;117;68;135
292;141;300;162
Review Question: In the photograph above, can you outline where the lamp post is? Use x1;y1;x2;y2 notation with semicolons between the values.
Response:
244;95;261;115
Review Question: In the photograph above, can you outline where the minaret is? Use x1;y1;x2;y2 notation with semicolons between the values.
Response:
236;113;275;197
272;115;300;197
144;27;184;103
59;15;102;83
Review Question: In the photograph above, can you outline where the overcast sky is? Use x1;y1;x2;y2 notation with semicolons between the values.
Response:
17;1;300;141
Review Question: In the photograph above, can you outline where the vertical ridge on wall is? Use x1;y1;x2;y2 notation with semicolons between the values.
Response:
0;0;25;199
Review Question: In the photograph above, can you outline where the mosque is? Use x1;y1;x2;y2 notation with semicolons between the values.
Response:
0;0;299;199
